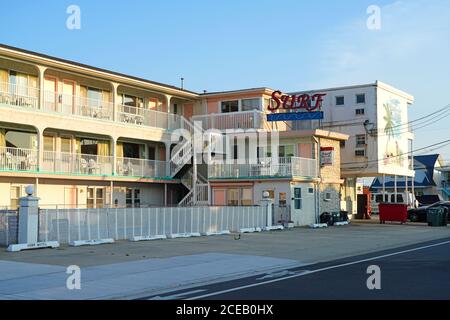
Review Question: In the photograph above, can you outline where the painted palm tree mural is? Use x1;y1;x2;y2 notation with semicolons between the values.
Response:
383;99;405;167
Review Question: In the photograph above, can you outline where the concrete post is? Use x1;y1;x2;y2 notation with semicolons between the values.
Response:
7;185;59;252
261;191;276;230
18;191;39;244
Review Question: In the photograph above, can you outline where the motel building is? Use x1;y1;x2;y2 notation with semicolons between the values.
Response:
0;44;413;226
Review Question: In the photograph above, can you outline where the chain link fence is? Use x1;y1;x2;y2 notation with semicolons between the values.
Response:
0;208;19;247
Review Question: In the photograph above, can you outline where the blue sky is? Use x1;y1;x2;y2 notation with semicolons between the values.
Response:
1;0;449;159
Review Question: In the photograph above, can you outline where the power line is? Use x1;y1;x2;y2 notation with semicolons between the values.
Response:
341;140;450;167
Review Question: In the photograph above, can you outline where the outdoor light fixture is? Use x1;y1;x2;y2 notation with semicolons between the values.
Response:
363;120;377;136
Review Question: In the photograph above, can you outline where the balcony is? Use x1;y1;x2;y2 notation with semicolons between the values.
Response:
208;157;318;180
0;82;39;109
43;91;113;121
192;110;265;131
42;151;114;176
117;104;180;130
116;157;168;179
0;147;170;180
0;82;184;131
0;147;38;172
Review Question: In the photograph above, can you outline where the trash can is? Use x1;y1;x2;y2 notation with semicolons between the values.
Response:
340;211;349;222
320;212;332;226
427;207;446;227
331;212;341;224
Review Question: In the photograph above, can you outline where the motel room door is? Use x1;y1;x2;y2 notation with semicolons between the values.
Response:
291;183;315;226
62;81;75;114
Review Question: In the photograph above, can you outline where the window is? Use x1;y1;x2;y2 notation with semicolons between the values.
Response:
356;108;365;115
227;189;240;206
340;141;346;148
221;100;239;113
279;145;295;158
324;193;332;201
10;186;21;209
241;98;260;111
87;187;105;208
335;96;345;106
44;136;55;152
308;188;314;194
241;188;253;206
375;195;387;203
60;137;72;153
294;188;302;210
391;194;404;203
126;188;141;208
356;94;366;104
355;149;366;157
356;134;366;147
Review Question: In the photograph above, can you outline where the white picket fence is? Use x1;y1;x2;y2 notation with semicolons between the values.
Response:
38;206;267;244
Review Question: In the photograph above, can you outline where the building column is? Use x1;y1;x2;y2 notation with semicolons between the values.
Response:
36;127;44;172
37;66;47;110
165;94;172;114
111;137;117;175
165;142;172;176
111;82;119;122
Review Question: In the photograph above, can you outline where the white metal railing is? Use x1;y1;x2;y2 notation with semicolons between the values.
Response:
192;109;265;130
116;157;167;178
208;157;318;179
38;206;267;244
0;146;38;172
170;140;192;177
43;91;113;120
42;151;113;176
118;104;182;130
0;82;39;109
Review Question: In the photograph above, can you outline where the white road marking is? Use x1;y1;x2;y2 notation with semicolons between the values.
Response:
149;289;206;300
188;239;450;300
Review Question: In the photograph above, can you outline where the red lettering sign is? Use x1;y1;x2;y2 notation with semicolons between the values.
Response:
268;91;326;112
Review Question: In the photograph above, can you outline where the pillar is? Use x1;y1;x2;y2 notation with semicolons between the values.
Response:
111;82;120;122
165;142;172;176
36;127;44;172
18;190;40;244
111;136;117;175
37;66;47;110
260;193;274;228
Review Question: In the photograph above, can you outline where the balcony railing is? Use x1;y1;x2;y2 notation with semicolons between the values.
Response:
117;104;181;130
42;151;113;176
0;147;38;172
43;91;113;120
116;157;167;179
208;157;318;179
0;82;39;109
192;109;265;131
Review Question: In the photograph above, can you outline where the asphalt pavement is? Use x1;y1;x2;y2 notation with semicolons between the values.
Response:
141;237;450;300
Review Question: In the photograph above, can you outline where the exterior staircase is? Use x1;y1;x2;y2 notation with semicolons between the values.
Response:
169;116;210;206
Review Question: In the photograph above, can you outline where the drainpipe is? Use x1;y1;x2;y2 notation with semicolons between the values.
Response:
313;136;321;224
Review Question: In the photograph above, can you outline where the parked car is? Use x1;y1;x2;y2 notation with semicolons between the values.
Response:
370;192;418;214
408;201;450;222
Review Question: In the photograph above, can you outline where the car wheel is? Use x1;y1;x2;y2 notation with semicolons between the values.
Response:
409;212;419;223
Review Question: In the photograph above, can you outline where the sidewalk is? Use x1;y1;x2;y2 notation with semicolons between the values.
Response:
1;222;449;299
